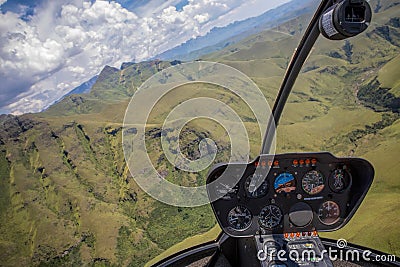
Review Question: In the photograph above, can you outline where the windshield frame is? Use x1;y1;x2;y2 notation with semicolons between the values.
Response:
261;0;334;154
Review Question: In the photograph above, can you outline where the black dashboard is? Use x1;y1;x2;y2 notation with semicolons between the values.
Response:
206;152;374;238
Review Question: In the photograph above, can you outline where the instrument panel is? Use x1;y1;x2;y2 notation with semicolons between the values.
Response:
206;152;374;237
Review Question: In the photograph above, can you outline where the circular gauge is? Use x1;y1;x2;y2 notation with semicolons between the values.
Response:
289;202;313;227
302;170;325;195
274;172;296;193
245;174;268;198
227;206;252;230
259;205;283;229
215;182;239;200
318;201;340;225
329;169;351;192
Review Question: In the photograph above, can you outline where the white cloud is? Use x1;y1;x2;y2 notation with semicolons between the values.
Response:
0;0;291;114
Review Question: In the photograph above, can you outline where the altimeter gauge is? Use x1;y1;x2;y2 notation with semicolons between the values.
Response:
302;170;325;195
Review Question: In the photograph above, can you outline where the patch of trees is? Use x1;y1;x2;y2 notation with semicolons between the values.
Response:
358;78;400;113
347;113;399;144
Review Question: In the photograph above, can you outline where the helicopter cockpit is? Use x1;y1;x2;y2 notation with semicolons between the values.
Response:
207;152;373;237
151;0;400;266
205;152;373;266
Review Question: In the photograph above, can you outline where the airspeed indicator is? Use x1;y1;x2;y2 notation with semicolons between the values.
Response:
227;206;252;231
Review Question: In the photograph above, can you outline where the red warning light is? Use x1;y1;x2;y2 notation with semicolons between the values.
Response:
255;161;259;167
273;160;279;167
296;232;301;237
299;159;305;165
293;159;299;166
312;231;318;236
290;233;295;238
305;159;311;165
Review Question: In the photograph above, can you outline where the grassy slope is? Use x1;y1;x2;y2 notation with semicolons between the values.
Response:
378;54;400;96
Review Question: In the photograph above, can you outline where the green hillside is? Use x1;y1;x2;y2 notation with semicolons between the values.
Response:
378;54;400;96
0;0;399;266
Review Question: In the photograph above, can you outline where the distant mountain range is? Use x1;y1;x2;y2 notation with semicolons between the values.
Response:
65;75;98;96
154;0;318;61
62;0;317;99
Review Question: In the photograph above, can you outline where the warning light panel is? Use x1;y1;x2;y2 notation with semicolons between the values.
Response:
283;231;319;239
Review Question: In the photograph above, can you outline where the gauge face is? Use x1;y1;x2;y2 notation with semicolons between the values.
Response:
274;173;296;193
302;170;325;195
318;201;340;225
289;202;313;227
245;174;268;198
227;206;252;230
215;182;239;200
259;205;283;229
329;169;351;192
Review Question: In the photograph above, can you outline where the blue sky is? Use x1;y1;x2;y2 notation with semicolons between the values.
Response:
0;0;291;114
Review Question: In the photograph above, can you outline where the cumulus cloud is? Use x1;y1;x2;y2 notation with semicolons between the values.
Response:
0;0;290;114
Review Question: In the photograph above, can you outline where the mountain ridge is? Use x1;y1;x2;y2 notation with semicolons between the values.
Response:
154;0;318;61
57;0;316;106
